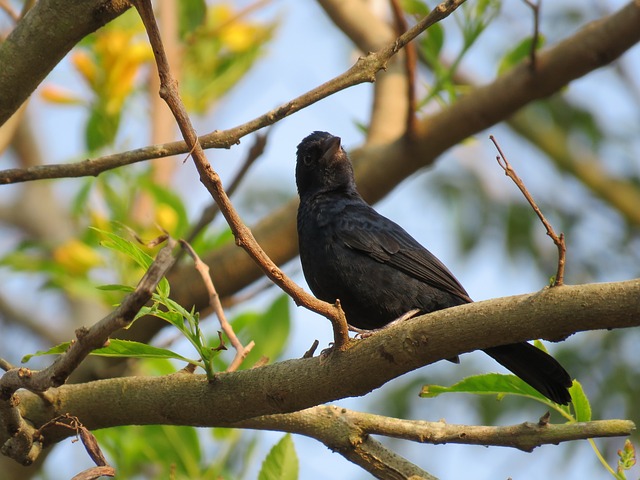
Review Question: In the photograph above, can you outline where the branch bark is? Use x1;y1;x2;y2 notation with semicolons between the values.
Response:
5;279;639;448
234;405;634;462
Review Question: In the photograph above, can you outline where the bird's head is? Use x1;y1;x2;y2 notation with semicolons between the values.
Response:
296;131;356;199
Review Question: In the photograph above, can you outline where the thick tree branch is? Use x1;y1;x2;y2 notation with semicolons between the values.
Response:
4;280;639;449
234;404;634;456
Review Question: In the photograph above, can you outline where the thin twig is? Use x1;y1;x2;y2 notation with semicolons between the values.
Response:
523;0;541;71
303;340;320;359
490;135;566;286
0;358;15;371
179;239;254;372
390;0;418;139
186;131;269;244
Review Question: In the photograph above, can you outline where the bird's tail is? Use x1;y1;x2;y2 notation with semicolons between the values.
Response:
483;342;572;404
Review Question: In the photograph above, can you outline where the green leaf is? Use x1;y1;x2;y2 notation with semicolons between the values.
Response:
402;0;431;16
92;227;154;270
96;284;135;292
569;380;591;422
86;105;120;152
144;301;190;334
95;226;172;298
178;0;207;39
89;194;173;299
460;0;500;46
498;35;545;75
258;434;298;480
22;342;71;363
95;424;203;478
92;339;199;363
420;22;444;62
22;339;200;365
420;373;555;404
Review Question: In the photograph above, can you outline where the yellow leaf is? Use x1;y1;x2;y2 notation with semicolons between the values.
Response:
154;204;178;234
72;51;99;88
53;239;103;275
40;85;84;105
220;23;259;52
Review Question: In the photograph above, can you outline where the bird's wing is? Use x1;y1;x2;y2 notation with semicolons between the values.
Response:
336;204;472;302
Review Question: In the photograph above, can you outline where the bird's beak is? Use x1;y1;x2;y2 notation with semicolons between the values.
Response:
320;136;341;162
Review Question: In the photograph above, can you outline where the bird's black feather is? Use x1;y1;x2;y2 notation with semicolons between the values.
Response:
295;131;572;405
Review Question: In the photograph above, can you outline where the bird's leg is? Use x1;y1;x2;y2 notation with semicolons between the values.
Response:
351;308;422;338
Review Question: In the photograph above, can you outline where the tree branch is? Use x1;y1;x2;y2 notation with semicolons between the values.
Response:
179;240;255;372
5;280;639;448
233;405;634;462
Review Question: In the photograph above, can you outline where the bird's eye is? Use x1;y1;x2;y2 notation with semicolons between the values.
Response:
303;154;314;166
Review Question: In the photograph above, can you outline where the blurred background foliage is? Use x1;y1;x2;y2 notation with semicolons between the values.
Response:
1;0;639;478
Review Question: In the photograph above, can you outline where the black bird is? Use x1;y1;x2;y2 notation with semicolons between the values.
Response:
295;131;572;405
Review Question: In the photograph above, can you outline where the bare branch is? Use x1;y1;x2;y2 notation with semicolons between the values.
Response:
490;135;566;286
179;240;254;372
186;131;269;244
236;404;635;452
390;0;418;138
523;0;541;70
